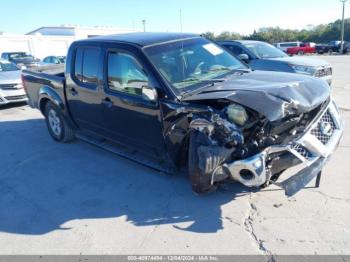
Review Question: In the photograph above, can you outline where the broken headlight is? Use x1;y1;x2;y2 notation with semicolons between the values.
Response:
226;104;248;126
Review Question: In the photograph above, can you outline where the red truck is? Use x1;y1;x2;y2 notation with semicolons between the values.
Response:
287;42;316;55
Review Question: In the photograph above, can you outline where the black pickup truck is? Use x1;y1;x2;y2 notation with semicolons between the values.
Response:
316;41;350;54
23;33;343;195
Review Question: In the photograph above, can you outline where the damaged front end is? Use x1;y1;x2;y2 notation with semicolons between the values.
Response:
188;99;343;196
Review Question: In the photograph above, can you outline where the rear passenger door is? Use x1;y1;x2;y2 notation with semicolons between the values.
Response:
100;45;165;154
66;45;106;133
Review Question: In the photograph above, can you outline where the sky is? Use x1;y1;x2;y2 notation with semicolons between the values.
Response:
1;0;349;35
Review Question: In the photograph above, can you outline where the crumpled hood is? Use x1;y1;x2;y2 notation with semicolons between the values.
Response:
0;70;22;85
269;56;330;67
183;70;331;121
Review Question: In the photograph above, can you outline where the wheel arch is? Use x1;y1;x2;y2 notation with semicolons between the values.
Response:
38;86;65;114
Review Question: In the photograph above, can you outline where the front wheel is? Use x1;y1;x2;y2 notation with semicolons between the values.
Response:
188;131;218;194
45;101;75;142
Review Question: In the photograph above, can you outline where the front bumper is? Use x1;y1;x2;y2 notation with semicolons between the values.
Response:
223;99;343;195
0;89;28;105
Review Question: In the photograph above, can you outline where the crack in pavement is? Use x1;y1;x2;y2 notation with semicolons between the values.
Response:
243;193;275;261
311;190;350;203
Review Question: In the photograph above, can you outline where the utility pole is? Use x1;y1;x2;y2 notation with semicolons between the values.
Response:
179;9;183;32
142;19;146;32
340;0;348;54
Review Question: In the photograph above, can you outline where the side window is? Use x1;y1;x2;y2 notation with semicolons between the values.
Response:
82;48;99;84
74;48;83;82
225;45;244;55
74;47;100;85
107;52;149;96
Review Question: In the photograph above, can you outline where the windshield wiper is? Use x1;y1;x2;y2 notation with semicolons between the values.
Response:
180;78;226;99
206;67;251;73
178;77;225;84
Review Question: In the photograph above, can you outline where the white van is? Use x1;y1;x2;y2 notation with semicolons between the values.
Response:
274;42;301;52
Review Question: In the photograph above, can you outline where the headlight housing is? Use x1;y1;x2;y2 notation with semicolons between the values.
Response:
290;64;316;75
226;104;248;126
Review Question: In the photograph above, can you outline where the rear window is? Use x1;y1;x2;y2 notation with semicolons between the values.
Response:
74;47;100;86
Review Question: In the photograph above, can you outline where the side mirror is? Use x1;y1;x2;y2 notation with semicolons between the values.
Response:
238;53;250;63
142;86;158;102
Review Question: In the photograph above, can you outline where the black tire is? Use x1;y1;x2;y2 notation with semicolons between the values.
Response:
44;101;75;143
297;51;304;56
188;131;217;194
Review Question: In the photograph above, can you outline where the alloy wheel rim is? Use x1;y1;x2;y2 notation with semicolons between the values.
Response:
48;109;62;137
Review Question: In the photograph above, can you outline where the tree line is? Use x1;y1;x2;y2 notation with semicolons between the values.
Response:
202;18;350;44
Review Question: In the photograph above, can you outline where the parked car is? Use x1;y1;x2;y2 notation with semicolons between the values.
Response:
328;41;350;54
1;52;42;69
315;43;331;54
43;56;66;64
273;41;301;52
23;33;343;195
217;40;332;84
316;41;350;54
0;59;27;105
286;42;316;55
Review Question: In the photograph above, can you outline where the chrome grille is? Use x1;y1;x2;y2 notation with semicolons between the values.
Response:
293;144;313;160
4;95;27;101
315;67;332;77
311;110;337;145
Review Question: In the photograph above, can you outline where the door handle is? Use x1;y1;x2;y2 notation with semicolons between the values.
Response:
102;97;113;108
70;88;78;96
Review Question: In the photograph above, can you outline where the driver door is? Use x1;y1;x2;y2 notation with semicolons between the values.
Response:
99;45;165;155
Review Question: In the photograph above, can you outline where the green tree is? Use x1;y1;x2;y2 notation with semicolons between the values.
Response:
202;18;350;43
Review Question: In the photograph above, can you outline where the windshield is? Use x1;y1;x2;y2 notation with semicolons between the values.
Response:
144;38;247;94
0;61;19;72
8;53;34;60
244;42;288;58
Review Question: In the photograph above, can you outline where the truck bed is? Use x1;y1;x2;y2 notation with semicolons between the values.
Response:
22;64;66;111
27;64;65;77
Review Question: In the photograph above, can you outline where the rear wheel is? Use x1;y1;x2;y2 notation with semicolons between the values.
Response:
44;101;75;142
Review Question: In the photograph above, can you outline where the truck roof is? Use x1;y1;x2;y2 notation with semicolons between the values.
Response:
80;32;200;47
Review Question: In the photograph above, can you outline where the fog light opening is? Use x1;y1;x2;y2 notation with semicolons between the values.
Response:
239;169;255;181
